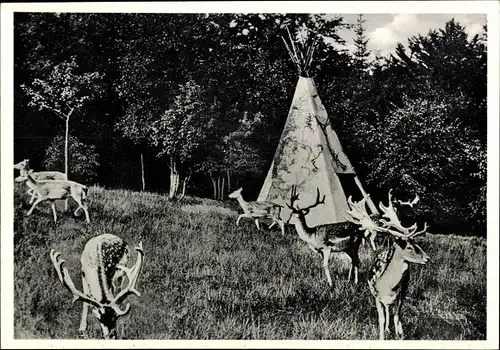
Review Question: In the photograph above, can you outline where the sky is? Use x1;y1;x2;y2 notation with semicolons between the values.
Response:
334;14;487;58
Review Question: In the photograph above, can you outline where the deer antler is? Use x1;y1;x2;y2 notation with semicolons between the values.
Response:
108;242;144;316
345;195;384;234
346;191;429;243
286;185;300;212
296;188;325;214
409;222;428;238
397;194;420;208
50;249;104;310
378;189;418;235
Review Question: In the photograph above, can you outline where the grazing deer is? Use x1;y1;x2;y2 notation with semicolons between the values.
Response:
228;187;286;236
14;168;90;223
285;186;379;287
14;159;67;204
345;190;430;340
50;234;144;339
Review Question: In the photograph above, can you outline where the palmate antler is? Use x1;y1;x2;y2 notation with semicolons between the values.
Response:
50;243;144;316
108;242;144;315
345;194;386;250
50;250;104;309
345;190;429;242
379;190;428;239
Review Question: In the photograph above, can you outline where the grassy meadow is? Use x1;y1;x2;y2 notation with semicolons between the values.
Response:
13;184;487;340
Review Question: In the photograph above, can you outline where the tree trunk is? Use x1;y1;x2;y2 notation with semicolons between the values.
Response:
63;115;70;211
64;117;69;179
140;153;146;191
179;169;192;201
210;171;217;199
168;156;180;200
227;170;231;194
216;177;221;200
221;176;225;200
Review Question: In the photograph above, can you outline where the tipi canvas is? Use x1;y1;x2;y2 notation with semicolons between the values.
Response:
258;25;377;227
258;76;363;227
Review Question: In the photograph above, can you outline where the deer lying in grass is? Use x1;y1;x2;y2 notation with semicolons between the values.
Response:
15;168;90;224
229;187;286;236
345;190;430;340
14;159;67;204
50;234;144;339
285;186;380;287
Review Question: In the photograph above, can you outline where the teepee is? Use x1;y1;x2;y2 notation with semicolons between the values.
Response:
257;25;377;227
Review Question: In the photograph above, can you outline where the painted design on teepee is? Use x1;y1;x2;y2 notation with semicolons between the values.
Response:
314;113;348;172
268;81;324;195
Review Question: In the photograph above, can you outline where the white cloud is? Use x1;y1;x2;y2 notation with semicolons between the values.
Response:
366;14;486;57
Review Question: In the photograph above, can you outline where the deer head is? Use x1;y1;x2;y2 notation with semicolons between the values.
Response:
394;237;430;265
286;185;325;225
14;168;33;182
50;241;144;339
14;159;30;171
228;187;243;199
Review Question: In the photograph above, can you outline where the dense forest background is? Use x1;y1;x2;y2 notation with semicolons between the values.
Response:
13;13;487;236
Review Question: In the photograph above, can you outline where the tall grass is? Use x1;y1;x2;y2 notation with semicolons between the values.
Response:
13;185;486;340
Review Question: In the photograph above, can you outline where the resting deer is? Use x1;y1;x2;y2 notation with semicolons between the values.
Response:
50;234;144;339
14;168;90;223
14;159;68;205
229;187;286;236
285;186;379;287
345;190;430;340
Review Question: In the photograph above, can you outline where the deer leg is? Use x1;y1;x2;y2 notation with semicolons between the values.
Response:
236;214;245;226
26;197;44;216
384;304;391;334
64;198;69;212
351;249;360;285
79;274;90;334
50;201;58;223
375;299;385;340
268;220;276;229
279;220;285;236
393;297;404;339
254;219;260;230
73;196;90;223
28;189;37;204
322;248;333;287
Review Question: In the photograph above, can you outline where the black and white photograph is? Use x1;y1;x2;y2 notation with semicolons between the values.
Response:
1;1;499;348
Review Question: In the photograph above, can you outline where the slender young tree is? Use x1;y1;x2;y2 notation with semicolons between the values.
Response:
21;58;102;180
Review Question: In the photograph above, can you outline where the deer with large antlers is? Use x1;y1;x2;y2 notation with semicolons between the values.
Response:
345;189;430;340
50;234;144;339
286;185;379;287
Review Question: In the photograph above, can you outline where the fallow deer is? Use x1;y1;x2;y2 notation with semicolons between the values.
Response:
285;186;379;287
14;159;68;205
15;168;90;223
50;234;144;339
345;190;430;340
229;187;286;236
